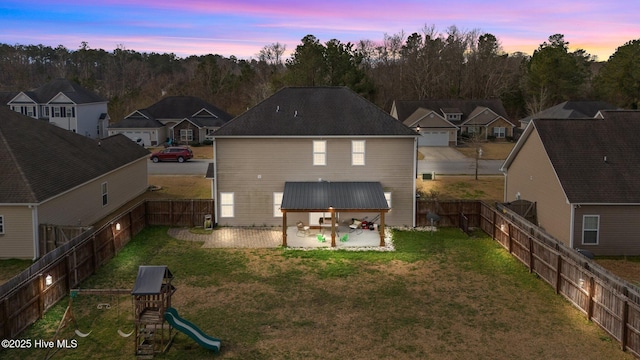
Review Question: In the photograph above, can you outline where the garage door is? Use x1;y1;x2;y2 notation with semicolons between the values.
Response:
419;131;449;146
122;131;152;146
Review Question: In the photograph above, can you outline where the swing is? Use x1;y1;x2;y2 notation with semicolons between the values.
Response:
116;294;134;338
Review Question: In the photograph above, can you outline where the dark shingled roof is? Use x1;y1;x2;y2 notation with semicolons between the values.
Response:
520;101;619;124
0;107;149;203
393;99;509;125
144;96;233;121
281;181;389;211
533;110;640;203
22;78;106;104
214;87;417;137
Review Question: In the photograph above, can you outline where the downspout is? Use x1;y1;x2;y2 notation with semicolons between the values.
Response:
213;138;219;225
31;205;39;261
569;204;575;249
413;137;417;227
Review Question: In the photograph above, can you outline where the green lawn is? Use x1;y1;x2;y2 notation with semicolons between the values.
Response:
2;227;631;360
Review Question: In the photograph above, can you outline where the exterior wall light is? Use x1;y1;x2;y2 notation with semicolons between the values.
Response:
45;274;53;286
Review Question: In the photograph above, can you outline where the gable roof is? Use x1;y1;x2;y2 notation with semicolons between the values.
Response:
214;87;417;137
403;108;458;129
519;101;619;124
463;106;515;126
392;99;509;125
0;107;149;204
143;96;233;121
503;110;640;204
9;78;106;105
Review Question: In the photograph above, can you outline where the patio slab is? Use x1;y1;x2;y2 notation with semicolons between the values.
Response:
167;226;394;251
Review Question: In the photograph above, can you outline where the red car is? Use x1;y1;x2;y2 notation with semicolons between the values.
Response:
150;147;194;163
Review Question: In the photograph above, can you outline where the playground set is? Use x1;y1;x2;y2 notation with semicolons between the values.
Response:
47;265;220;359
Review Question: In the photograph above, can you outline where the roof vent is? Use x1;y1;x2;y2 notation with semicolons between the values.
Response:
604;156;608;163
294;110;298;117
276;105;280;112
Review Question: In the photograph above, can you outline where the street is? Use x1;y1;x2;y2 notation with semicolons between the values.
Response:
147;158;211;175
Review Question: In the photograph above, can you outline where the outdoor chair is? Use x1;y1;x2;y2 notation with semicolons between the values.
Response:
349;219;363;234
317;234;326;242
340;234;349;242
296;221;310;237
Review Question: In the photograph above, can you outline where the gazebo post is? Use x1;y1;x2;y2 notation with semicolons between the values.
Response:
282;211;287;247
379;211;386;246
330;207;336;247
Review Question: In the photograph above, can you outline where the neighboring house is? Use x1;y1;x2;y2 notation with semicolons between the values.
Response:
518;100;619;129
212;87;419;243
500;110;640;256
0;107;150;260
390;99;515;145
5;78;109;138
108;96;232;146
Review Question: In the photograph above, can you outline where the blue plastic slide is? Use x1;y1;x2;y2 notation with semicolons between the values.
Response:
164;307;221;353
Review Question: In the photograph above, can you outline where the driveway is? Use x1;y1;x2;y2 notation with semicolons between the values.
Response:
418;146;504;175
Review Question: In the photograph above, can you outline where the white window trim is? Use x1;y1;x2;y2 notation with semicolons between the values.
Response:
493;127;506;138
273;192;283;217
220;192;235;218
0;215;4;234
101;182;108;207
582;215;599;245
313;140;326;166
180;129;193;142
352;140;365;166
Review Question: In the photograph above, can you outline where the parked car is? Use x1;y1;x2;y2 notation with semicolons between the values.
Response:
150;147;193;163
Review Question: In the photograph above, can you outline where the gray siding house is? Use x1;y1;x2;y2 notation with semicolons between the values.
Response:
0;107;149;259
5;78;109;138
212;87;419;245
501;110;640;256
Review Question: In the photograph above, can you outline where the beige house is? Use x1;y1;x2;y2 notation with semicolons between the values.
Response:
390;99;514;145
212;87;419;244
0;108;149;259
501;110;640;256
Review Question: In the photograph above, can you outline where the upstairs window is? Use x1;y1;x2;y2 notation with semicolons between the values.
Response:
0;215;4;234
101;182;108;206
313;141;326;166
352;140;365;166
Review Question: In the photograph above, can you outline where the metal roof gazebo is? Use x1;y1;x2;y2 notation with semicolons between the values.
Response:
280;181;390;247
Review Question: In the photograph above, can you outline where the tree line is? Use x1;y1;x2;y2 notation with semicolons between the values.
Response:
1;26;638;122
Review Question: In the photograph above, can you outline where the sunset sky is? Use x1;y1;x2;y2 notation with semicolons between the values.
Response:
1;0;638;61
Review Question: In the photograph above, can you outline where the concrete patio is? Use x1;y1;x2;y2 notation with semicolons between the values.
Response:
167;225;394;251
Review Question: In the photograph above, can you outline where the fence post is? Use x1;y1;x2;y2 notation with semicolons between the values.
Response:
507;223;513;254
492;210;497;240
587;277;595;320
38;274;45;319
2;298;9;338
622;298;629;351
555;254;562;294
528;237;534;273
92;235;98;272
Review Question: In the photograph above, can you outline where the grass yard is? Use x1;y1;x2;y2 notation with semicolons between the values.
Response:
417;175;504;203
456;142;515;160
3;227;631;360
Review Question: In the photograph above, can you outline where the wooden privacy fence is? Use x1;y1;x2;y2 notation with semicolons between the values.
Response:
415;199;481;228
0;199;214;340
483;202;640;357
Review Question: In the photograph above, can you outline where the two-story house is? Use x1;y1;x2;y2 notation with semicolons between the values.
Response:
108;96;232;146
6;78;109;138
212;87;419;245
501;110;640;256
0;107;149;260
